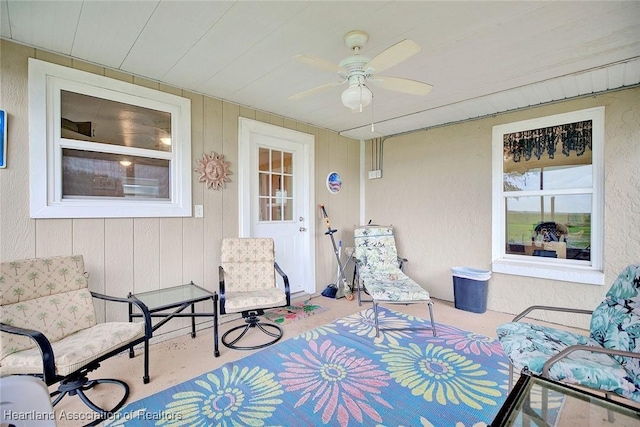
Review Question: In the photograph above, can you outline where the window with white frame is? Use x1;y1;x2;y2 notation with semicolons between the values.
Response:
29;58;192;218
491;107;604;285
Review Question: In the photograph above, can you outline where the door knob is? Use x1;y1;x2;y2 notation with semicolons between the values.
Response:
299;227;307;232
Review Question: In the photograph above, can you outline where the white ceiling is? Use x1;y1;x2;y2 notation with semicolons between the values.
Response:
2;1;639;140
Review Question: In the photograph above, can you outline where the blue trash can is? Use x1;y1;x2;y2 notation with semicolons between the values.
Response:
451;267;491;314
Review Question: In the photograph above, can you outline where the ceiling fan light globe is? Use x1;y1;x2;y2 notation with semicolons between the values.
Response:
341;84;372;111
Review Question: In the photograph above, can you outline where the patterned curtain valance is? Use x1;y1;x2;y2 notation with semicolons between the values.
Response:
503;120;592;163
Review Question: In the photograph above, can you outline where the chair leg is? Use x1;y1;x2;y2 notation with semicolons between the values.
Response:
50;374;129;426
373;302;380;337
508;363;514;390
427;301;437;337
604;393;615;423
222;312;283;350
353;264;362;307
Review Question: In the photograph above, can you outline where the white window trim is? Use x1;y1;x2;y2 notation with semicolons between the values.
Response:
491;107;605;285
28;58;192;218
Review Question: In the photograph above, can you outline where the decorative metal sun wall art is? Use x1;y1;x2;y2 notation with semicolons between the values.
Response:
195;151;232;190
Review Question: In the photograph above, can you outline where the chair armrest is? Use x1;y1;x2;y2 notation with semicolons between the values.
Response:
0;322;56;384
542;345;640;377
92;291;133;304
91;291;152;339
274;262;291;306
218;266;227;314
513;305;593;322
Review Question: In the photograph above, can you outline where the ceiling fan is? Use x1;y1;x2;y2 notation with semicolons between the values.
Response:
289;30;433;112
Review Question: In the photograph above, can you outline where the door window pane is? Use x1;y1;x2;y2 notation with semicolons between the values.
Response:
272;150;282;173
283;175;293;197
259;198;270;222
271;198;281;221
283;199;293;221
259;172;269;197
259;148;270;171
283;152;293;174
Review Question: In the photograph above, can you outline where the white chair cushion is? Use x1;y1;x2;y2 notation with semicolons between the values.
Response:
1;322;145;377
223;288;287;314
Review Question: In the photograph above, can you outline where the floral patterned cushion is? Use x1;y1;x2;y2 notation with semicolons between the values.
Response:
497;264;640;402
220;238;286;313
360;269;430;301
590;264;640;386
1;256;97;360
354;227;400;274
354;226;430;302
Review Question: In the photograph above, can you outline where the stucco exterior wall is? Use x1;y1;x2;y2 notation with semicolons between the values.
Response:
363;87;640;328
0;40;360;333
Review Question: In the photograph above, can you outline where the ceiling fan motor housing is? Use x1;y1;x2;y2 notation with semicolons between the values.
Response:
344;30;369;50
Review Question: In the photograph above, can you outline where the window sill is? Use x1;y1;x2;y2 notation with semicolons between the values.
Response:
492;259;604;286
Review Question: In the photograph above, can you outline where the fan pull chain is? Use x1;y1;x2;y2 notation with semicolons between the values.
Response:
371;91;375;132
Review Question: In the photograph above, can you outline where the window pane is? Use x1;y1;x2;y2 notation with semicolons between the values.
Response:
271;174;281;197
271;198;281;221
259;148;270;171
504;164;592;191
272;150;282;173
283;198;293;220
259;172;270;197
61;91;172;152
62;148;169;199
283;175;293;197
505;194;591;261
283;152;293;174
259;198;270;221
543;165;592;190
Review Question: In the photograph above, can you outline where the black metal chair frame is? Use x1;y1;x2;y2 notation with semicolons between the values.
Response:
1;292;152;426
219;262;291;350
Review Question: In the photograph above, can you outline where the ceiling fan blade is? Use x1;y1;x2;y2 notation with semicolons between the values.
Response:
369;76;433;96
293;54;344;74
288;81;344;101
365;39;421;74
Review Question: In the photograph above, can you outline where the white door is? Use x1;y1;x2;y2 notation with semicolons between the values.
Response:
238;118;315;295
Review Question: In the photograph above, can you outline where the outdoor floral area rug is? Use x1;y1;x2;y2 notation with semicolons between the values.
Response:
106;307;562;426
262;299;328;325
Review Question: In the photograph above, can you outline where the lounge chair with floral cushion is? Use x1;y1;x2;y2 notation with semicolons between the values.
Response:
353;226;436;337
497;264;640;402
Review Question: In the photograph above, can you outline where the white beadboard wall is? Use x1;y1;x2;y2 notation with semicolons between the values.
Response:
0;40;361;340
